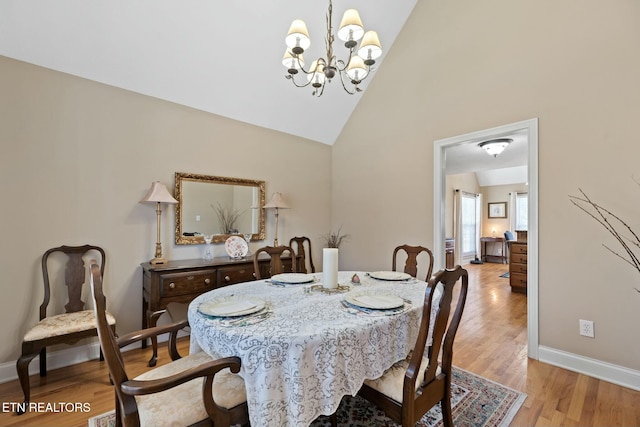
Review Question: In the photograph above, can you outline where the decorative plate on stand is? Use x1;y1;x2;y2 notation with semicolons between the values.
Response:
225;236;249;259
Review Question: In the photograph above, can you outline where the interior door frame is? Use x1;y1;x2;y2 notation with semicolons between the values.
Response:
433;118;539;359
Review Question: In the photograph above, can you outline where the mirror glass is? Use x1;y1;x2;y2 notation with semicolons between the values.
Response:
175;172;265;244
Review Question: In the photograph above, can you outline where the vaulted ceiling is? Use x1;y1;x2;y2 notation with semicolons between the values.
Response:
0;0;417;145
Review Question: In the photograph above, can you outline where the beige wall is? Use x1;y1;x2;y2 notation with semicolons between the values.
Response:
0;56;332;365
481;183;528;237
333;0;640;371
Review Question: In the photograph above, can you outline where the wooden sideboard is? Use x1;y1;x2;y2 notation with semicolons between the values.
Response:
141;255;292;364
508;241;527;293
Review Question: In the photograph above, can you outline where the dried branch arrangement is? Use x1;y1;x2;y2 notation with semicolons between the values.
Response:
211;202;245;234
569;187;640;293
322;226;350;248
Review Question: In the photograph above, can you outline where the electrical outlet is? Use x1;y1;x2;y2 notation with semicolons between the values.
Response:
579;319;594;338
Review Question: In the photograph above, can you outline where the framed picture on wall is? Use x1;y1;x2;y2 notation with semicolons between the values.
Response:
488;202;507;218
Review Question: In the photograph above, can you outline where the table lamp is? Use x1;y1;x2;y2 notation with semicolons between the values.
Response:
264;192;289;246
140;181;178;265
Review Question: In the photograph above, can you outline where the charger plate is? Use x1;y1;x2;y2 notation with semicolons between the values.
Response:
344;293;404;310
198;297;265;317
271;273;315;284
368;271;412;281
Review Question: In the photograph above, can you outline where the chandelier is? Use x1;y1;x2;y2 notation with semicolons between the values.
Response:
282;0;382;97
478;138;513;157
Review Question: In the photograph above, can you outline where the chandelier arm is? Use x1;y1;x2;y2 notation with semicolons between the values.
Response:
286;74;314;88
336;70;358;95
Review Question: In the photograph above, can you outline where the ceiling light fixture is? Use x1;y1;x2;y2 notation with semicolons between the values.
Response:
283;0;382;97
478;138;513;157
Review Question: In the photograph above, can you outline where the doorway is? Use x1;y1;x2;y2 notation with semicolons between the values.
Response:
433;118;539;359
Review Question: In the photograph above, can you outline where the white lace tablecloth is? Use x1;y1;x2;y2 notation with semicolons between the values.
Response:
188;271;436;427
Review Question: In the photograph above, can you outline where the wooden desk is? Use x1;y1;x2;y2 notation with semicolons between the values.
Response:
480;236;506;264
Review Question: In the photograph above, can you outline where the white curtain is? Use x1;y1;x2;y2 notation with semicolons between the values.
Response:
453;190;481;265
509;192;517;233
475;192;482;259
453;190;463;266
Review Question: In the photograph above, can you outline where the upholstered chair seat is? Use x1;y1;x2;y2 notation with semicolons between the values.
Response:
134;351;247;427
364;352;439;404
23;310;116;342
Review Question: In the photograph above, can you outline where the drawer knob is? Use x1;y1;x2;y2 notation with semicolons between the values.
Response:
225;275;231;282
204;278;211;285
169;282;176;289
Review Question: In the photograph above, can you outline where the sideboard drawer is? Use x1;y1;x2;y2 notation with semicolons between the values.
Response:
510;253;527;265
509;272;527;293
510;263;527;275
218;265;256;286
511;243;527;255
159;269;217;297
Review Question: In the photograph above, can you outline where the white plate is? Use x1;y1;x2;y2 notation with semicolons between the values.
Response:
198;297;265;317
344;293;404;310
225;236;249;258
369;271;412;281
270;273;315;284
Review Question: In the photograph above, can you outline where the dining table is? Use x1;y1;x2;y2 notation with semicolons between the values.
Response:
188;270;441;427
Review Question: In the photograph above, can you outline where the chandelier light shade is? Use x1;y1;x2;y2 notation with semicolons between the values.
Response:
478;138;513;157
140;181;178;265
283;0;382;96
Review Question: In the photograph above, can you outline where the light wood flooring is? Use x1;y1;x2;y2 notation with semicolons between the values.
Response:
0;262;638;426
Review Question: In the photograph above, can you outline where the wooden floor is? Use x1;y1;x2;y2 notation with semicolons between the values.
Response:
0;262;638;426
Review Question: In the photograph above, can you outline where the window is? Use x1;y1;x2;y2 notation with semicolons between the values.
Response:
515;193;528;230
461;193;479;257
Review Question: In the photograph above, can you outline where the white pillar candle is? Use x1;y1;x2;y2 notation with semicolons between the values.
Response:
322;248;339;289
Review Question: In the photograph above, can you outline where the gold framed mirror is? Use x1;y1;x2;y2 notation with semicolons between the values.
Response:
174;172;265;245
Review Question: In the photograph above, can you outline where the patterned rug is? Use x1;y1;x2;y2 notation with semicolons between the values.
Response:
88;367;526;427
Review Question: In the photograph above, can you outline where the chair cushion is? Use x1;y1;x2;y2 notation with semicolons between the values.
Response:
363;352;440;404
23;310;116;342
134;351;247;427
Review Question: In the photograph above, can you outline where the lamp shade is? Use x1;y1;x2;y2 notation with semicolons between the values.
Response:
140;181;178;204
346;56;368;81
264;192;289;209
307;60;326;85
282;49;304;69
358;30;382;61
285;19;311;51
338;9;364;42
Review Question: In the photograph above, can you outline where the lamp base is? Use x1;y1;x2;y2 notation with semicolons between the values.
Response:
150;257;169;265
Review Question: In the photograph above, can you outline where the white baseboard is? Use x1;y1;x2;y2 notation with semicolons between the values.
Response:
2;342;637;392
0;331;188;385
539;345;640;391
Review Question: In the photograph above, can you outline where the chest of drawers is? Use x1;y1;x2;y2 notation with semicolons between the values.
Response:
508;241;527;293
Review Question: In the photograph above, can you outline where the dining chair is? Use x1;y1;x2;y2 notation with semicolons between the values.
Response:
289;236;316;274
392;244;434;281
16;244;116;413
504;230;516;261
358;265;469;427
253;245;297;279
89;260;249;427
164;301;190;359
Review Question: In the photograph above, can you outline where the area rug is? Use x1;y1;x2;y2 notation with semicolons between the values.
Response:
500;272;510;278
88;367;526;427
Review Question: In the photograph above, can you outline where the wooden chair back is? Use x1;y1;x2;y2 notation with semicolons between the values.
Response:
289;236;315;273
90;261;249;427
392;244;434;281
16;245;110;413
41;244;106;319
359;265;468;427
89;261;133;422
253;245;296;279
